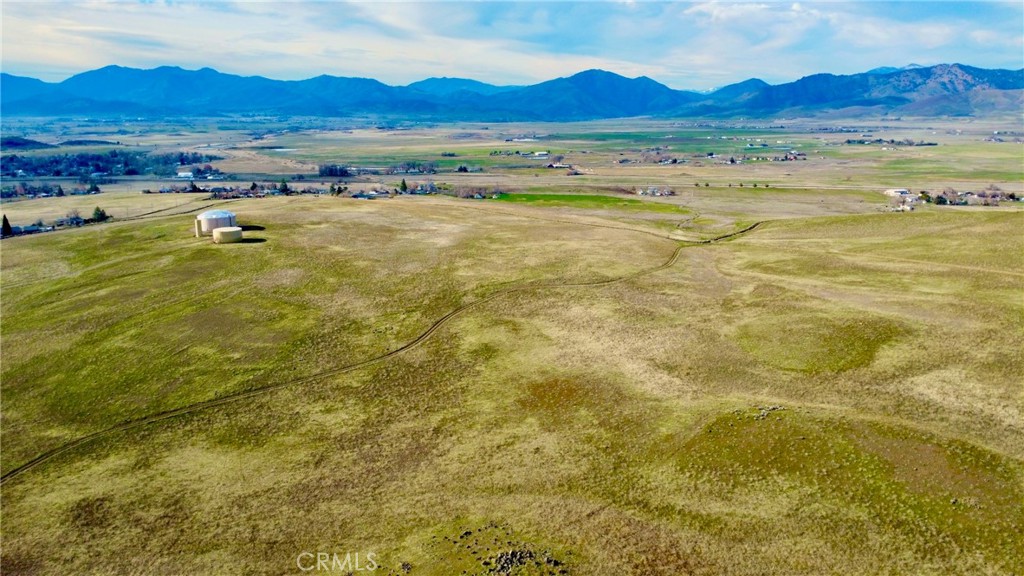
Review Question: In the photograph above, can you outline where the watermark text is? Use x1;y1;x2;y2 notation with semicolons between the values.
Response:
296;551;378;572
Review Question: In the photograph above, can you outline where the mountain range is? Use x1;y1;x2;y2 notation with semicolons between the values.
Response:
1;63;1021;120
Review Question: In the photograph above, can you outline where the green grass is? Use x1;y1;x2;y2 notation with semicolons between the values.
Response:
878;157;1024;183
0;197;674;472
670;408;1023;573
736;311;907;373
494;192;690;214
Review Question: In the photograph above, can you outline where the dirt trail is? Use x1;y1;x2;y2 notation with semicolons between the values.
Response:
0;216;762;485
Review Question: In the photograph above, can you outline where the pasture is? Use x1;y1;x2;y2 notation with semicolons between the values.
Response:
1;118;1022;575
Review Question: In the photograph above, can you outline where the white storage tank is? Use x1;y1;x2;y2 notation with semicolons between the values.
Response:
212;226;243;244
195;210;236;236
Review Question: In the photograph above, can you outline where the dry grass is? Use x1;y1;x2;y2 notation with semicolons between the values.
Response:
1;121;1022;575
0;191;216;226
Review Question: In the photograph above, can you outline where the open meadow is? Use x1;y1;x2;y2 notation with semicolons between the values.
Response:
2;118;1023;575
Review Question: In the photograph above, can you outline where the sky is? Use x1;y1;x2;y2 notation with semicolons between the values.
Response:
2;1;1022;90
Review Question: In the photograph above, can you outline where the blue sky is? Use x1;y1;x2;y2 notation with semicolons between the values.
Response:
2;1;1022;90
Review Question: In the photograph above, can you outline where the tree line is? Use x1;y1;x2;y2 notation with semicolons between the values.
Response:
1;151;223;179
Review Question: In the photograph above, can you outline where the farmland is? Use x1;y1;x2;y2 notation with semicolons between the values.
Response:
1;118;1022;575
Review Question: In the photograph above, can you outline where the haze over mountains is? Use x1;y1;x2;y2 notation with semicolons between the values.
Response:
2;63;1021;120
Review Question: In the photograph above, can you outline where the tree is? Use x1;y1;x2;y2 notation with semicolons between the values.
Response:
56;185;65;197
400;178;408;192
87;182;101;193
1;214;12;237
319;165;351;178
250;182;259;192
279;179;290;194
92;206;109;222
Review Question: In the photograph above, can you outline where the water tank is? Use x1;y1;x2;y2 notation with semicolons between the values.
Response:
196;210;236;236
212;226;243;244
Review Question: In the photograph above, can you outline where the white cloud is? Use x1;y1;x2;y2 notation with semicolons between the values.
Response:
1;0;1022;89
683;2;772;24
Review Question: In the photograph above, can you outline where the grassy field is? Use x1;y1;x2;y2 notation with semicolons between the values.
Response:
2;119;1023;575
494;192;690;214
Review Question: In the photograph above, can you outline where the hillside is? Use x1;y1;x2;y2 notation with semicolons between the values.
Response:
743;64;1024;116
2;197;1021;575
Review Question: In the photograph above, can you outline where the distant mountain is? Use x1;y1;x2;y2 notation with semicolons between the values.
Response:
1;65;440;117
707;78;770;103
1;63;1021;120
867;64;925;75
484;69;703;120
0;73;57;105
0;70;159;116
741;63;1024;116
406;77;519;96
670;78;773;116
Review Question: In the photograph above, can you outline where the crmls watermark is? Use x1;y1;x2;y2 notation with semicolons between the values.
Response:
296;551;379;572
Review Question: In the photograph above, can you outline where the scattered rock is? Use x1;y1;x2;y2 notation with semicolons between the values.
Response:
491;548;535;573
754;405;785;420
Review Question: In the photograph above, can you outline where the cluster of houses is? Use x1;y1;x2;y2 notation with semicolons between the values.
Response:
885;187;1019;210
709;152;807;164
175;164;226;180
402;182;438;195
354;182;439;199
884;188;918;211
148;179;448;201
2;209;107;239
3;222;56;236
985;130;1024;143
154;181;339;199
54;214;85;227
489;150;551;160
634;186;675;197
1;183;101;200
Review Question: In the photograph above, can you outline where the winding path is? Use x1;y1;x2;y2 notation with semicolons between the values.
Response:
0;219;762;485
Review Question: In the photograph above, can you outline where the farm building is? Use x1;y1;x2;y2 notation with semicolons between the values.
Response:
195;209;236;236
